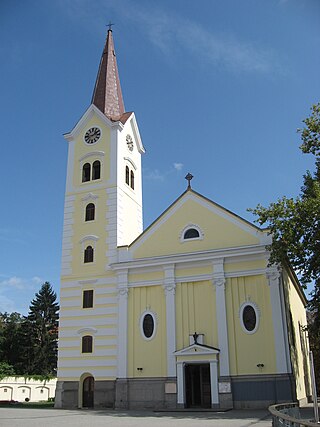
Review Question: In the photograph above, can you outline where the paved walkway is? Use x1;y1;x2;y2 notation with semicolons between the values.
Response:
0;407;272;427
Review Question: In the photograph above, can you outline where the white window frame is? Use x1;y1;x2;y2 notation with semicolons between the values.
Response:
179;223;204;242
239;301;260;334
139;310;157;341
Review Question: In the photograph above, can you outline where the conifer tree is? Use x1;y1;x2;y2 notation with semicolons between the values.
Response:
27;282;59;376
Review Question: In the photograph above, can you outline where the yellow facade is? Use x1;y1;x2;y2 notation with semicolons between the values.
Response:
128;285;167;377
226;275;276;375
133;197;261;259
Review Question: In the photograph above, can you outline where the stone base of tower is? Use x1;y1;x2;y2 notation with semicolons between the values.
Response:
54;380;116;409
54;380;79;409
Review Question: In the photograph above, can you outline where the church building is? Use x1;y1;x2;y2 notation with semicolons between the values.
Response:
55;30;311;410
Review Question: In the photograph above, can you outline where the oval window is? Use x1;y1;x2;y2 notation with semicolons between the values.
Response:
242;305;257;332
142;314;154;339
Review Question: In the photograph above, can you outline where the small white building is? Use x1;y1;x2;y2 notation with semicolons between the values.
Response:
0;377;57;402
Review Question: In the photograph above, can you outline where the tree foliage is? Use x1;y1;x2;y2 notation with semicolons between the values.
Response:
0;282;59;377
250;102;320;390
27;282;59;375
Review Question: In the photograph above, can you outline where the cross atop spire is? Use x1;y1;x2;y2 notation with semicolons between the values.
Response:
91;29;125;121
107;21;114;31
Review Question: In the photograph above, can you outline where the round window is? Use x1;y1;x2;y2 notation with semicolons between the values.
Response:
142;313;154;339
242;305;257;332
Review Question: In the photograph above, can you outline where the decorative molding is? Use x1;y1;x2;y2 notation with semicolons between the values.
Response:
111;244;268;271
139;310;157;341
78;279;98;286
213;277;226;289
79;151;105;163
266;266;282;285
77;327;98;335
123;157;137;170
179;223;204;242
239;300;260;334
81;192;99;202
118;287;129;298
174;343;219;356
79;235;99;244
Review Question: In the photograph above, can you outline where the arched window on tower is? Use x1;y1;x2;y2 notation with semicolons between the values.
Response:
85;203;95;222
92;161;101;180
82;163;91;182
84;245;94;263
82;335;93;353
130;170;135;190
125;166;129;185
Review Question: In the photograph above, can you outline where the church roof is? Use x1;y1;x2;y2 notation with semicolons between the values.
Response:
91;29;125;121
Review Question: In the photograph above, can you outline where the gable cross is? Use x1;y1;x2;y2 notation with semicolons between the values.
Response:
185;172;194;189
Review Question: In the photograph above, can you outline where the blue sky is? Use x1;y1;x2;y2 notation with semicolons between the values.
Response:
0;0;319;314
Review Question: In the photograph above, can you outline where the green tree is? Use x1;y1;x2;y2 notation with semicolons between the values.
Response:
0;361;15;378
250;102;320;390
27;282;59;376
0;312;25;372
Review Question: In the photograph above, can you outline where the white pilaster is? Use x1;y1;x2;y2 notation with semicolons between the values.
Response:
163;264;176;377
117;269;128;378
267;266;289;373
212;258;230;377
210;360;219;404
176;362;185;404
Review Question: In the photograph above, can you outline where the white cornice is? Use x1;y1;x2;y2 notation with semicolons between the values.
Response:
127;113;145;154
111;244;267;272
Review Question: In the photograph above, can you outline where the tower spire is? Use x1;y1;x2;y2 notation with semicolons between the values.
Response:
91;29;125;121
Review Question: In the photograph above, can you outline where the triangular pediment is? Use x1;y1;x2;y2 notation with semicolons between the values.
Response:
64;104;123;142
128;189;270;260
174;343;220;356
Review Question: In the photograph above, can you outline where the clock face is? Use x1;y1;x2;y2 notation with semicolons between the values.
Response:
84;127;101;144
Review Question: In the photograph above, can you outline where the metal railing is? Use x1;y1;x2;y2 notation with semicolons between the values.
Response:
269;402;319;427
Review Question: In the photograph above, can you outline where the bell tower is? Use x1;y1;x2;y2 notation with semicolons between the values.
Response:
61;29;145;277
56;30;144;408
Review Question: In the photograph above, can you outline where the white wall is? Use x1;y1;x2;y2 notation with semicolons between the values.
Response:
0;377;56;402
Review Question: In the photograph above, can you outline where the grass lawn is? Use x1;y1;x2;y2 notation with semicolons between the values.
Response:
0;401;55;409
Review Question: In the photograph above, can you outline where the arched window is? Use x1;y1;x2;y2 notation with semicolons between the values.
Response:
125;166;130;185
82;163;91;182
184;228;200;239
85;203;95;221
84;245;94;263
82;335;93;353
130;170;135;190
92;161;101;180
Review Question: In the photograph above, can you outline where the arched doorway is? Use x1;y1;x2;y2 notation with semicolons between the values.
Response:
82;376;94;408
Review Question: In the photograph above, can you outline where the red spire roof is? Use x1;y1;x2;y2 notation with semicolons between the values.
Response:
91;30;125;121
